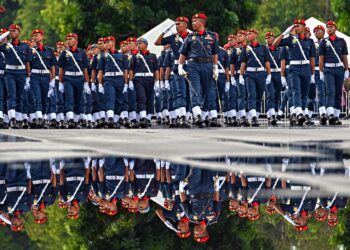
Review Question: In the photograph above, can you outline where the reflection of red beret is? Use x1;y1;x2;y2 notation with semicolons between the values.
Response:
326;21;337;28
192;13;208;20
127;37;137;43
176;16;189;22
34;217;47;224
265;32;275;38
295;225;308;231
293;19;306;26
194;235;209;243
105;36;116;42
56;41;65;47
0;28;8;33
247;28;258;35
66;33;78;39
32;29;44;35
313;25;325;32
177;231;191;238
9;24;21;31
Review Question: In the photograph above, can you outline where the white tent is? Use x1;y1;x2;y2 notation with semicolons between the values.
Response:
306;17;350;60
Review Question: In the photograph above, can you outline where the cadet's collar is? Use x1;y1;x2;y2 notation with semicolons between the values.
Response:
251;41;259;48
109;49;116;54
329;35;337;42
269;45;275;51
131;48;138;55
12;40;20;46
197;30;205;36
199;220;207;225
330;205;338;213
37;43;44;51
252;201;260;207
179;31;189;39
140;50;149;55
300;210;308;217
70;47;78;53
298;34;306;40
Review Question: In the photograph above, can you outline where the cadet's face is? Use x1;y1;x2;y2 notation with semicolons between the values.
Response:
137;42;147;51
122;197;131;206
11;217;23;228
247;32;256;42
248;207;259;218
229;39;237;47
229;199;239;210
294;216;306;226
33;33;44;43
294;24;304;34
56;45;66;53
106;40;114;50
66;37;77;47
314;29;325;40
315;207;327;218
10;29;20;39
328;212;338;223
305;31;311;39
129;41;137;50
97;42;104;50
176;21;187;33
191;18;203;31
138;199;149;211
68;204;79;217
237;34;246;43
177;220;189;233
194;224;207;237
327;25;336;35
128;199;138;209
238;204;248;214
121;45;129;53
34;210;46;221
92;47;100;55
265;36;274;45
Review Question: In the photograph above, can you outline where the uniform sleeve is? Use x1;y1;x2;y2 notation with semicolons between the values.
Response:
82;51;89;69
26;45;32;62
180;199;192;219
342;39;348;55
278;36;293;47
230;50;237;65
179;37;190;56
212;37;219;55
50;50;57;66
318;40;326;56
310;41;316;58
240;48;247;63
280;47;286;60
161;35;173;46
153;54;159;71
58;51;65;68
97;55;104;71
224;52;230;68
264;46;269;62
129;55;135;71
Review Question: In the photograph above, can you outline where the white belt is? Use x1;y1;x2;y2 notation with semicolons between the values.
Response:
66;176;84;182
55;76;59;80
136;174;154;179
325;63;344;68
104;72;123;77
0;70;4;75
315;66;320;71
7;186;26;192
290;185;311;191
31;69;50;74
218;69;225;74
6;65;25;70
270;68;281;73
65;71;83;76
134;73;153;77
32;179;51;185
247;177;265;182
0;180;4;185
174;60;188;65
289;60;310;65
246;67;265;72
106;175;124;181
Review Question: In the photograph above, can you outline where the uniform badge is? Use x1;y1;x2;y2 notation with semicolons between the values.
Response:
97;54;101;60
205;35;213;40
128;54;132;61
175;35;179;42
66;52;70;58
192;36;196;40
104;52;108;58
32;48;36;54
292;38;297;44
246;47;250;52
5;44;9;50
193;215;198;220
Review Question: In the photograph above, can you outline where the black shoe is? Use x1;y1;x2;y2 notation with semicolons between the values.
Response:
139;118;147;128
169;118;177;128
107;117;114;128
194;115;205;128
180;116;191;128
297;114;305;126
49;119;58;128
122;118;130;128
22;119;29;129
86;121;92;129
328;114;336;126
224;117;228;125
99;118;106;128
204;116;210;127
209;118;221;127
175;117;181;128
9;118;16;129
68;119;76;129
114;121;121;129
147;119;152;128
251;116;259;127
231;117;239;127
276;114;282;121
320;113;327;126
75;122;82;129
130;119;139;129
59;120;65;129
240;116;250;127
268;115;278;126
3;122;8;129
305;115;314;126
0;118;3;128
334;117;342;126
290;114;297;126
162;116;170;126
156;117;162;125
36;118;44;128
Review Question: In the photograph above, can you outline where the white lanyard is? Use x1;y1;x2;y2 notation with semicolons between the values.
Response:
138;53;152;74
294;187;310;215
66;50;82;74
67;178;84;203
268;49;280;70
7;43;25;67
247;45;264;68
218;60;225;70
9;188;27;214
138;176;153;198
326;192;338;209
108;177;124;200
34;181;50;205
295;37;308;61
248;179;265;204
272;177;280;190
326;39;344;66
107;52;123;74
32;47;49;71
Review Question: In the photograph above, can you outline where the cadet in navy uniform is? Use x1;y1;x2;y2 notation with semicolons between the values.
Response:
97;36;129;129
155;16;191;128
0;24;32;129
239;28;271;127
0;28;7;128
58;33;90;128
319;21;349;125
265;32;281;126
30;29;57;128
129;38;159;128
178;13;220;128
273;20;316;126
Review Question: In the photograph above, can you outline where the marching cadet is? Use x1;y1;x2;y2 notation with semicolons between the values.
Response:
319;21;349;125
178;13;220;128
313;25;327;125
273;20;316;126
58;33;90;128
129;38;160;128
0;24;31;129
154;16;191;128
97;36;129;128
55;41;67;128
239;28;271;127
0;28;7;128
265;32;281;126
30;29;57;128
155;47;166;125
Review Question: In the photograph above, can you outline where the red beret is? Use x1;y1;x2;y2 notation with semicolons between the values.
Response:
293;19;306;26
176;16;189;22
313;25;325;32
0;28;8;33
236;29;246;36
227;34;236;41
32;29;44;35
56;41;66;47
8;24;21;31
295;225;308;231
192;13;208;20
265;32;275;38
247;28;258;35
305;27;310;32
105;36;116;42
194;235;209;243
126;37;137;43
120;40;128;47
177;231;191;238
326;21;337;28
66;33;78;39
34;217;47;224
97;37;105;43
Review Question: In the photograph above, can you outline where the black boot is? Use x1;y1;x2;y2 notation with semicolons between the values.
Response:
86;120;92;129
240;116;250;127
305;115;314;126
30;119;37;129
297;114;305;126
130;119;139;129
194;115;205;128
9;118;17;129
139;118;147;128
0;118;3;129
334;117;342;126
251;116;259;127
59;120;66;129
36;118;44;128
22;119;29;129
320;113;327;126
180;116;191;128
49;119;58;128
162;116;170;126
107;117;114;128
68;119;76;128
268;115;278;126
290;114;297;126
209;118;221;127
123;118;130;128
156;117;162;125
169;118;177;128
328;114;336;126
231;117;239;127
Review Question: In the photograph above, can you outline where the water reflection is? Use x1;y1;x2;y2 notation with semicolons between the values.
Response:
0;145;349;243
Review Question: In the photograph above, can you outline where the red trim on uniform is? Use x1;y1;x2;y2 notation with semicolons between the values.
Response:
39;201;45;209
329;35;337;42
180;216;190;223
141;50;150;55
179;31;189;39
197;30;205;36
72;200;79;205
199;220;207;226
252;201;260;207
269;45;276;51
38;44;44;51
70;47;77;53
299;35;305;40
300;210;308;217
131;48;138;55
251;41;259;48
194;235;209;243
109;49;116;54
12;40;19;46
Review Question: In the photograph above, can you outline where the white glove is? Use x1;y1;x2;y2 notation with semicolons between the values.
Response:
128;81;134;91
239;75;245;85
123;84;128;94
320;71;325;82
154;80;160;92
179;180;188;192
84;156;91;169
178;64;187;77
214;177;220;191
25;162;31;179
225;81;230;92
282;158;289;172
164;220;178;233
310;74;315;84
282;25;294;36
231;77;237;86
213;64;219;80
91;82;96;92
49;79;55;88
164;80;170;90
160;81;165;90
281;77;288;87
59;82;64;93
24;77;30;90
163;23;175;34
0;31;10;42
266;74;272;85
99;158;105;167
47;87;54;97
84;82;91;95
344;70;349;80
98;83;104;94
